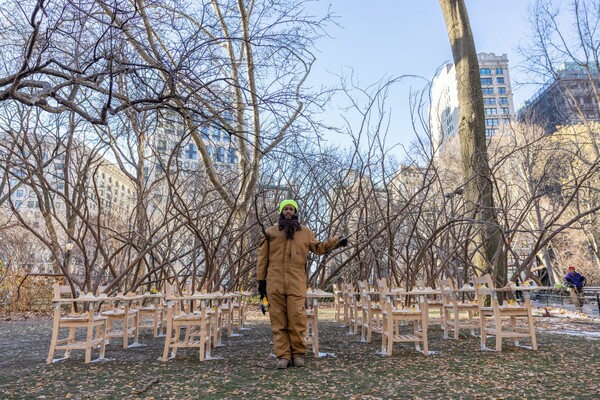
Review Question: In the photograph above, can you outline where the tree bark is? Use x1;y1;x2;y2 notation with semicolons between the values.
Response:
439;0;505;285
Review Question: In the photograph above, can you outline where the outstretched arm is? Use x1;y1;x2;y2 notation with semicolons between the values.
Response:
308;229;345;255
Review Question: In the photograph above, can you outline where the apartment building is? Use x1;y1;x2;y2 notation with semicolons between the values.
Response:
518;62;600;134
430;52;516;154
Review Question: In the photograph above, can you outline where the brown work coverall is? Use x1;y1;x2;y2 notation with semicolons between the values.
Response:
256;224;338;360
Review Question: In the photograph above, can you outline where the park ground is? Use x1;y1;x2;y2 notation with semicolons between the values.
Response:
1;308;599;400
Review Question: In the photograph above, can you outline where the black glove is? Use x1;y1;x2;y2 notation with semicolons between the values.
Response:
258;280;267;299
337;237;349;248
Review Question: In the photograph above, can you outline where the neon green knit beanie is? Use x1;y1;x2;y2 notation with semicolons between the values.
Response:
279;199;299;214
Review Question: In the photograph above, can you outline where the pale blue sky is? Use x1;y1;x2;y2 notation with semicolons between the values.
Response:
305;0;540;152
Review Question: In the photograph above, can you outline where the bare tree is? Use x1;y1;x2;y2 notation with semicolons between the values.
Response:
439;0;505;284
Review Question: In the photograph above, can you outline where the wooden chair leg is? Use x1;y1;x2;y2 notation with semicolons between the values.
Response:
494;313;503;352
99;322;107;359
85;318;94;363
64;327;76;358
386;316;394;356
47;309;61;364
453;308;460;340
479;314;487;350
528;310;538;350
133;313;140;344
162;323;173;362
421;317;428;356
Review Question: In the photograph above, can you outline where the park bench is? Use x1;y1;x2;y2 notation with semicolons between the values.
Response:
583;287;600;314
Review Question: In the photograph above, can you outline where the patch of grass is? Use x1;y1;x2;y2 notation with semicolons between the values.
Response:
1;311;600;399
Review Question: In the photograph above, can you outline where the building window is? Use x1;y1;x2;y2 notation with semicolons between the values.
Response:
495;67;503;75
481;78;493;85
485;128;496;136
483;98;496;105
480;68;492;75
485;118;499;126
227;148;238;164
496;77;505;84
157;140;167;153
212;127;221;141
15;200;23;207
485;108;497;115
499;97;509;105
503;118;511;124
185;143;197;160
482;87;494;95
498;87;507;94
215;146;225;163
501;107;510;115
16;189;23;197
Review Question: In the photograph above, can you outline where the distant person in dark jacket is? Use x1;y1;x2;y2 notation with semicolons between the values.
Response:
564;266;587;312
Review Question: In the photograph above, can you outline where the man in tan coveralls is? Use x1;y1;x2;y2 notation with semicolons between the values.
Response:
256;199;347;369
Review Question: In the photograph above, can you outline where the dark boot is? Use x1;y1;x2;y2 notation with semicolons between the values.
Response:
292;356;305;367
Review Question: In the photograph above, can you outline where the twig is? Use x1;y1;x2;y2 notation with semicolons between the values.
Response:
133;377;159;394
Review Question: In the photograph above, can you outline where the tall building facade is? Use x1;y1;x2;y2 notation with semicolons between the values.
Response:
145;111;241;185
430;53;516;153
518;63;600;134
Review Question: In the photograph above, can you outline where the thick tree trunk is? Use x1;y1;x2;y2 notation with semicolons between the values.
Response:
439;0;506;285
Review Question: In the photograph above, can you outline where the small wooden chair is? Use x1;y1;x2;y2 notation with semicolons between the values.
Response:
347;283;363;335
305;299;319;357
333;283;345;324
359;281;383;343
98;288;141;349
162;283;213;361
381;290;429;356
47;283;107;364
473;274;538;352
136;289;166;337
231;292;249;331
437;278;479;339
416;280;444;328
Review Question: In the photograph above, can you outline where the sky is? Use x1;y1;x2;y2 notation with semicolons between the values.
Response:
303;0;541;153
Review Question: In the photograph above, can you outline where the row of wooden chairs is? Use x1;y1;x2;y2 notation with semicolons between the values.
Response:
47;282;249;364
333;274;539;355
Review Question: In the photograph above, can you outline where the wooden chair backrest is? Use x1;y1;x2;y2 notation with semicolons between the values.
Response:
437;278;455;306
473;274;496;306
375;279;389;293
53;282;78;301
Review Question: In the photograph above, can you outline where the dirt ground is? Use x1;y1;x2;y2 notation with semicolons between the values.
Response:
1;307;599;399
